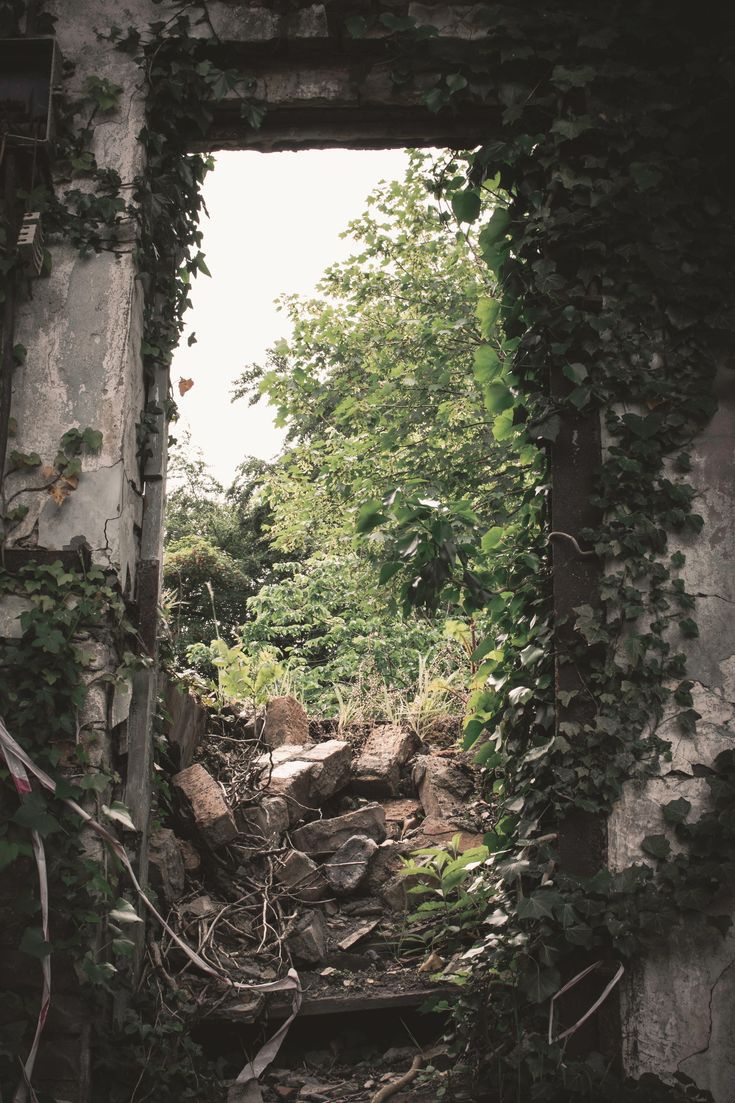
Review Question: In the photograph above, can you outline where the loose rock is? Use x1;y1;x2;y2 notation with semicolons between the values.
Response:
413;754;474;821
263;695;311;749
324;834;378;895
236;795;290;845
172;763;238;849
274;850;327;903
291;804;387;855
286;909;328;964
258;741;351;824
352;724;417;797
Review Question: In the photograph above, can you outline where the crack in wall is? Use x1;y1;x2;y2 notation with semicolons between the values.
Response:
676;958;735;1071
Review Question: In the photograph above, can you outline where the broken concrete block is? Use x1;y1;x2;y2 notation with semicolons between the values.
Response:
176;836;202;875
300;740;352;801
148;827;185;904
236;795;290;845
286;909;327;964
263;695;311;749
172;763;238;849
258;741;351;823
413;754;474;821
324;834;378;895
274;850;327;903
352;724;417;797
291;804;387;855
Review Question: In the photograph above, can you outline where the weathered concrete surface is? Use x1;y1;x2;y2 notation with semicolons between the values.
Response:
608;366;735;1101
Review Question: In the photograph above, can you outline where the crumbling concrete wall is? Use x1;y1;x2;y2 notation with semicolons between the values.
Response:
608;365;735;1101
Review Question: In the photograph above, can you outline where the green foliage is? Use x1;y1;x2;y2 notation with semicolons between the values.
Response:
187;637;284;711
163;444;284;654
400;838;492;959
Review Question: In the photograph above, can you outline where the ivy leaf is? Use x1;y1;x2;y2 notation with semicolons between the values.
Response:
662;798;691;825
483;383;514;414
678;618;699;639
109;899;143;925
677;709;700;736
344;15;367;37
12;796;59;837
102;802;137;832
479;208;510;247
518;961;560;1004
641;834;671;860
0;841;20;870
481;526;504;552
19;926;51;959
82;427;103;453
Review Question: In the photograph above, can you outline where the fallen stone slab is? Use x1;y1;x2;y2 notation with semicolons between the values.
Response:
286;909;327;964
177;836;202;875
324;834;378;895
172;763;238;849
262;695;311;749
148;827;185;904
413;754;474;821
274;849;327;903
257;741;351;823
352;724;417;797
290;803;387;855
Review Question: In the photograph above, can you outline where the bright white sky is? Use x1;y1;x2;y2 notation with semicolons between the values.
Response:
172;148;412;485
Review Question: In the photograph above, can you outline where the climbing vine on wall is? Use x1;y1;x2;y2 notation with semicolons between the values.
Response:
358;5;735;1100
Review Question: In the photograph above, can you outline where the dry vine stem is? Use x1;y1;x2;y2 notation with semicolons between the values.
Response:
370;1047;442;1103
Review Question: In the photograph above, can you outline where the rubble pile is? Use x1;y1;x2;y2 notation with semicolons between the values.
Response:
155;690;488;1101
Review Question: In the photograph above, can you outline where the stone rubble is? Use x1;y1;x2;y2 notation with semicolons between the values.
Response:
158;692;486;1100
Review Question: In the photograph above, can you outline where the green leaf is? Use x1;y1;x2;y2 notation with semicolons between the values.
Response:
641;834;671;860
0;841;20;871
483;383;514;414
481;526;504;552
451;189;482;224
12;796;59;837
82;427;103;453
479;208;510;247
109;899;144;925
662;798;691;825
378;561;402;584
344;15;367;37
679;618;699;639
356;499;387;535
476;298;500;337
473;345;501;383
19;926;51;959
102;802;137;832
